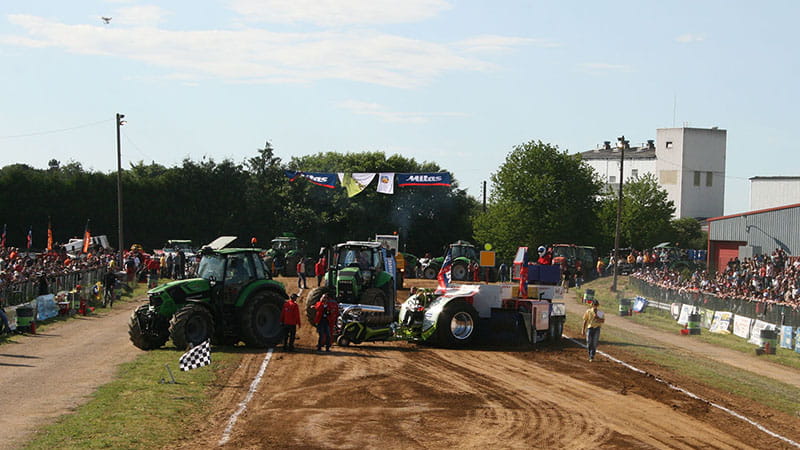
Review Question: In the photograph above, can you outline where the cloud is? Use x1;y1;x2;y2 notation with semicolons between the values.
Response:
338;100;467;123
675;33;706;44
1;13;533;88
579;62;632;73
455;35;560;53
228;0;452;26
113;5;170;26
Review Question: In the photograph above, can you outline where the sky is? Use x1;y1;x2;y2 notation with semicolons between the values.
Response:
1;0;798;216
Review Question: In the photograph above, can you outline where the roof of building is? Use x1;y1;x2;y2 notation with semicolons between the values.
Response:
706;202;800;222
578;146;656;160
749;176;800;180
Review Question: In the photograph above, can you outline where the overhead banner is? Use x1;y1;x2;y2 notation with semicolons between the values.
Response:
284;171;337;189
338;173;376;197
397;172;451;187
377;173;395;194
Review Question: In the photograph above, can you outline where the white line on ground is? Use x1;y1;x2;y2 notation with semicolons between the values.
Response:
218;348;274;446
564;335;800;448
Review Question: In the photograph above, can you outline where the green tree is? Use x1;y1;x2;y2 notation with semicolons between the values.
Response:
473;140;603;261
597;173;675;250
671;217;706;249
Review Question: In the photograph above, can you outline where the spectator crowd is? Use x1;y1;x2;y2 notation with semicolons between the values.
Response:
631;247;800;310
0;246;117;294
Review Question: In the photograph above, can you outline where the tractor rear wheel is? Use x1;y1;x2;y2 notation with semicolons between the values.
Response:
435;301;479;348
451;262;468;281
128;305;169;350
240;291;284;348
361;287;388;325
549;317;564;343
304;287;327;323
170;303;215;350
423;266;438;279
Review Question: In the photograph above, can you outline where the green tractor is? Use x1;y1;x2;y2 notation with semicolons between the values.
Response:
420;240;480;281
264;232;307;276
305;241;396;326
129;236;288;350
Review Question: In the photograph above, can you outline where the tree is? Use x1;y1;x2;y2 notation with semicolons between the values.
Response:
473;140;603;261
671;217;706;249
597;173;675;250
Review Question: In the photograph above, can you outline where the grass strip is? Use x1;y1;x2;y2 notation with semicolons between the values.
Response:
577;277;800;369
25;345;240;450
567;279;800;416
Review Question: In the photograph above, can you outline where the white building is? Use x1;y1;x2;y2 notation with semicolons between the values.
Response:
749;176;800;210
580;127;726;220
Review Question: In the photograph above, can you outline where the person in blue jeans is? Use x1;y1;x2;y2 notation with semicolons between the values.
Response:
0;304;11;335
581;299;605;361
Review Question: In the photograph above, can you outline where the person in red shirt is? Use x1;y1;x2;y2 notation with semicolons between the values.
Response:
314;256;327;287
313;293;339;352
280;293;302;352
146;257;161;288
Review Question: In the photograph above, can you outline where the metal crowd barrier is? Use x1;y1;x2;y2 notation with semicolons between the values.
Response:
0;267;107;308
630;277;800;328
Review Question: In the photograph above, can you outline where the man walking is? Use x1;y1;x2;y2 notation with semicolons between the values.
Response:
280;293;301;351
297;257;308;289
581;299;605;362
313;293;339;352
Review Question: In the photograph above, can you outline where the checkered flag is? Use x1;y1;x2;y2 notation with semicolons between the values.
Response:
179;339;211;371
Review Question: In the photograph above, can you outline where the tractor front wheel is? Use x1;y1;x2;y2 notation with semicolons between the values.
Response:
170;304;215;350
435;301;479;348
304;287;327;323
128;305;169;350
240;292;284;348
451;262;468;281
361;287;388;325
423;266;438;279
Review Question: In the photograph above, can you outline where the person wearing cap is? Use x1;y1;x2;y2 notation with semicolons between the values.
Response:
314;293;339;353
280;293;302;351
581;299;605;362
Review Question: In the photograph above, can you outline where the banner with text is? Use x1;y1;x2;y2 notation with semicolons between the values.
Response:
397;172;451;187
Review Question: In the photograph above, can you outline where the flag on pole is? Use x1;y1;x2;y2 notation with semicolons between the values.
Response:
338;173;376;197
82;219;91;253
47;218;53;251
26;226;32;249
376;173;395;194
179;339;211;371
437;249;453;292
1;224;6;248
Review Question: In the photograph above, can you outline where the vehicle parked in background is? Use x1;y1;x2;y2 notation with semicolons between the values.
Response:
420;240;480;281
264;233;308;276
577;246;598;280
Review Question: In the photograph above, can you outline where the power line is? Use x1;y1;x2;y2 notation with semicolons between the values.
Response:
0;118;114;140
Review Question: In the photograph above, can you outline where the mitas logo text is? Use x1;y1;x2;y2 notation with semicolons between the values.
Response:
406;175;442;182
306;174;329;183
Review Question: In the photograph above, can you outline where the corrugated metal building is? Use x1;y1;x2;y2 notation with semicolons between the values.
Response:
707;203;800;271
749;176;800;210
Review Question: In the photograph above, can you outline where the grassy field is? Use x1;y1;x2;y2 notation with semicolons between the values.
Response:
564;276;800;416
25;345;241;450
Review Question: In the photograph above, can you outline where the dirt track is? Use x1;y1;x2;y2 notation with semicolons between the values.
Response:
1;279;799;449
183;279;800;449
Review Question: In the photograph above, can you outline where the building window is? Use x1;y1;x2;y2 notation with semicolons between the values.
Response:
631;169;638;178
694;171;701;186
609;175;616;184
706;171;713;187
666;141;673;149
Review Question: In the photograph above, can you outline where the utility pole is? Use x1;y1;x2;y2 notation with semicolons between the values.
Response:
482;181;487;212
116;113;125;266
610;135;628;292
